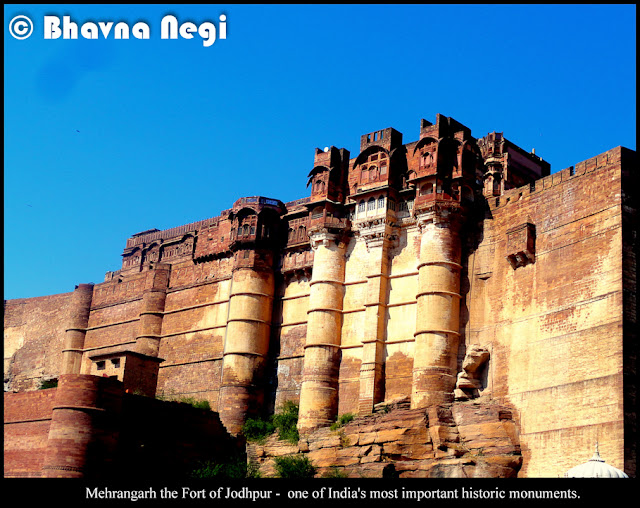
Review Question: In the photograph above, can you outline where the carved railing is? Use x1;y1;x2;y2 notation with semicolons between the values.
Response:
125;218;214;248
413;192;461;213
307;214;349;233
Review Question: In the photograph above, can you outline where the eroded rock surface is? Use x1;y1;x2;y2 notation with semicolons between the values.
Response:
247;397;522;478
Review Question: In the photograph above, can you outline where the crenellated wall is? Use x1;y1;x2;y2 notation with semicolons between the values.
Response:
465;146;635;477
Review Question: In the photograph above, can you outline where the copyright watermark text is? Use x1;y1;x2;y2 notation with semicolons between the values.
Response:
8;14;227;47
9;15;34;39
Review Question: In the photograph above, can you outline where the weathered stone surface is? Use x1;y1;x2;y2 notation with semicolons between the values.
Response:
248;400;522;478
4;117;634;479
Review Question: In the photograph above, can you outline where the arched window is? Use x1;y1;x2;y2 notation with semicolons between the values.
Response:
377;196;385;209
420;183;433;196
367;198;376;211
358;200;365;213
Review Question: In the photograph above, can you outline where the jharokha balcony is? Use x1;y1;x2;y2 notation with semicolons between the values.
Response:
307;211;350;234
413;190;462;214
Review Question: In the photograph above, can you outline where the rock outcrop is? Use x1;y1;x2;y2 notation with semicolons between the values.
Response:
247;397;522;478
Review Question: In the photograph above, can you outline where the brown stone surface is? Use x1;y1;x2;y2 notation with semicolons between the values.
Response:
4;374;239;479
4;115;635;478
247;399;522;478
4;292;73;392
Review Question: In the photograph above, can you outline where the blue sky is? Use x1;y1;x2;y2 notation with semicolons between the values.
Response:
4;4;636;300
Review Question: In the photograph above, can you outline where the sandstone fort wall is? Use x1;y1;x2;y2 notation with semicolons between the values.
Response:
4;115;634;478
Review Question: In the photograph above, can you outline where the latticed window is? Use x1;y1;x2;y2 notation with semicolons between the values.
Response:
358;200;365;213
361;166;368;182
367;198;376;211
237;215;257;238
378;196;385;209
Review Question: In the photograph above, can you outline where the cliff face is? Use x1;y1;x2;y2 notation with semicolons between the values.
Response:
248;397;522;478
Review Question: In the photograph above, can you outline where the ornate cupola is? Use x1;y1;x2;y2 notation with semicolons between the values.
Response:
410;114;482;216
305;146;350;240
228;196;285;251
307;146;350;205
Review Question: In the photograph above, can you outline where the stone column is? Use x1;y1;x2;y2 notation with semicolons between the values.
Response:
298;230;346;434
411;211;463;408
135;264;170;358
358;221;395;415
219;252;275;435
61;283;94;375
42;374;123;478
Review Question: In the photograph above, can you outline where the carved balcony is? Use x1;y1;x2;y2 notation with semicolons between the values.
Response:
413;192;462;214
307;213;350;235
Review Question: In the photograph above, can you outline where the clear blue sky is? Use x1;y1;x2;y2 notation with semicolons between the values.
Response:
4;4;636;300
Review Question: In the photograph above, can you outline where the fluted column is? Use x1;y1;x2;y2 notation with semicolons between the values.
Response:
298;230;346;433
61;283;94;375
358;221;394;415
219;253;275;435
411;211;463;408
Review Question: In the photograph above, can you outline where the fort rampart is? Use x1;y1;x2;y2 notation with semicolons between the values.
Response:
4;115;636;478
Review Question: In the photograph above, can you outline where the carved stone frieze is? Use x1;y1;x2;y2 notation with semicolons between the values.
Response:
353;217;399;251
308;229;346;251
415;207;462;232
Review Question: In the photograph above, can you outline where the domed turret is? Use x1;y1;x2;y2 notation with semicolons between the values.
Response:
565;443;628;478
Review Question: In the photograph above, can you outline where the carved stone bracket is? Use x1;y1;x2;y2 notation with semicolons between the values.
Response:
308;229;346;251
415;207;463;232
506;222;535;269
282;266;312;283
353;218;399;251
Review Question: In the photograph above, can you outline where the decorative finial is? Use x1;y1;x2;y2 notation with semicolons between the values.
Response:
591;441;604;462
